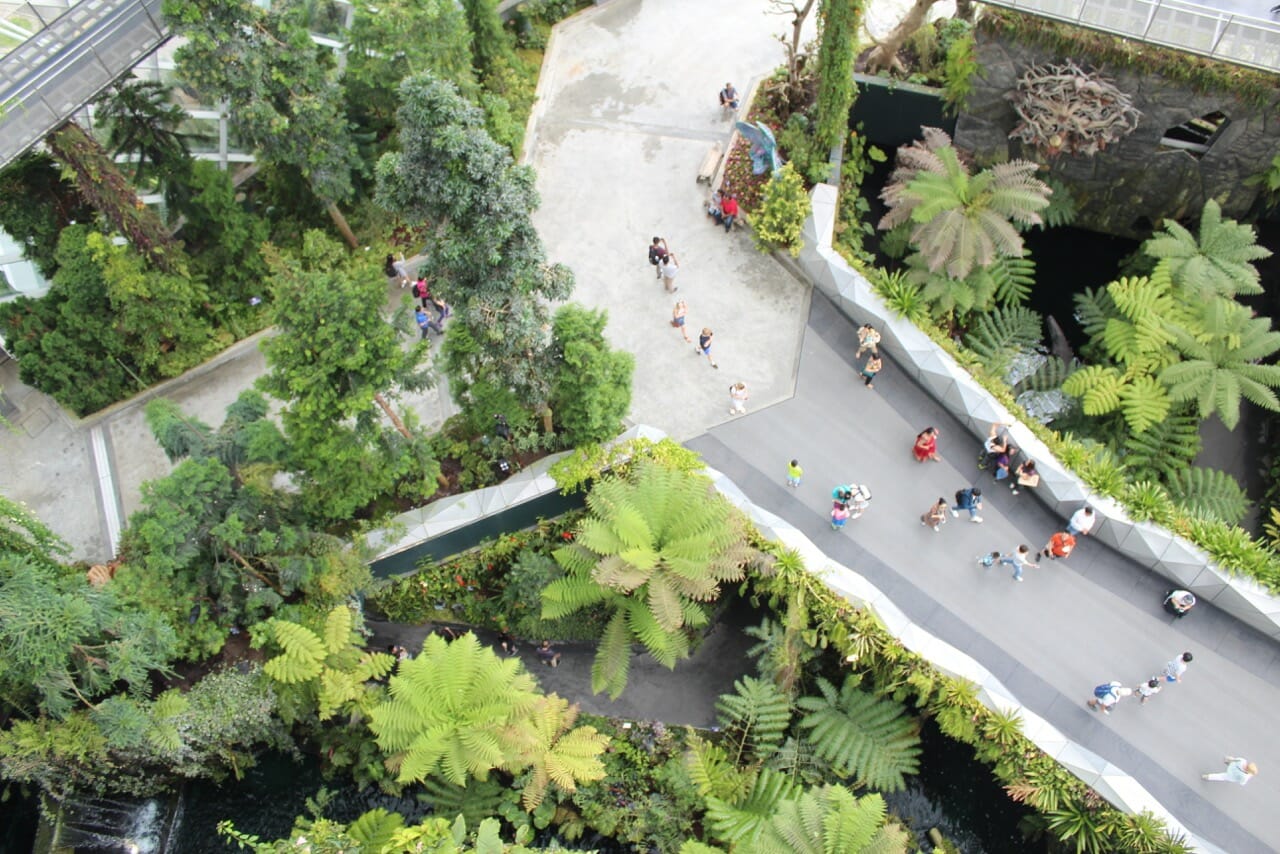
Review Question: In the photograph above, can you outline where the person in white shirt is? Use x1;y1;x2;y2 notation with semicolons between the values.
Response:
1067;506;1096;537
1163;651;1193;683
1202;757;1257;785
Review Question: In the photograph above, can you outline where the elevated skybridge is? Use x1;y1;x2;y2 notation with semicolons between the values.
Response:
0;0;167;170
980;0;1280;73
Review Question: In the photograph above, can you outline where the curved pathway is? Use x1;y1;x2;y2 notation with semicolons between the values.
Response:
527;1;1280;850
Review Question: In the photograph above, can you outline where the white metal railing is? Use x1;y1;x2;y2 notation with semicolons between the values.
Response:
981;0;1280;73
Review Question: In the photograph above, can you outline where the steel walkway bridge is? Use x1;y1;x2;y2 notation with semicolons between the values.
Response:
979;0;1280;74
0;0;167;170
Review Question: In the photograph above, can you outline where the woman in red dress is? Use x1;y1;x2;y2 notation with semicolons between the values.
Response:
912;427;941;463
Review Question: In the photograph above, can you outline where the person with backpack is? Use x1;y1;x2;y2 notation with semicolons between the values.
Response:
950;487;983;522
719;82;739;112
647;237;669;279
411;276;432;309
1088;681;1132;715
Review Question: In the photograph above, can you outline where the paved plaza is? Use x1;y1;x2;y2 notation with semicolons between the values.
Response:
0;0;1277;848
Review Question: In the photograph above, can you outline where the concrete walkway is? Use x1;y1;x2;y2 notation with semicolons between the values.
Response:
527;1;1279;850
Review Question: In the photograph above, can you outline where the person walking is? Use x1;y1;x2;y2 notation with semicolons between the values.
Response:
1067;506;1096;537
1163;651;1193;684
1011;459;1038;495
1202;757;1258;785
659;252;680;292
830;502;851;531
1087;681;1132;715
728;382;749;415
860;353;882;389
998;544;1039;581
786;459;803;488
1038;531;1076;561
696;327;719;369
415;306;443;338
856;324;881;358
921;497;949;531
951;486;983;522
1135;678;1162;705
912;427;942;463
671;299;692;342
648;237;669;279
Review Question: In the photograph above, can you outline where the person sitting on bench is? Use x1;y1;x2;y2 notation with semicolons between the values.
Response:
719;194;740;231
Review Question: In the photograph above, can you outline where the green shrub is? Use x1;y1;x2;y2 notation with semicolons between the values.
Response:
751;163;809;257
941;35;979;114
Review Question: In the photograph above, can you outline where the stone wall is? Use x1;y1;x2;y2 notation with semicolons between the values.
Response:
954;30;1280;239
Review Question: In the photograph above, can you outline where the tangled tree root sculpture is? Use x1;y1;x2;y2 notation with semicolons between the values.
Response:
1007;59;1141;157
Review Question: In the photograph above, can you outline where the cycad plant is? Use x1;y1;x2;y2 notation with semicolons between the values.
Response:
540;461;755;699
878;126;1051;280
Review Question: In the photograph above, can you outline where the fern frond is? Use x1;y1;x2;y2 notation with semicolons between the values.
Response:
1167;467;1249;525
796;677;921;792
706;768;800;848
715;676;792;765
963;305;1043;375
347;809;406;850
686;735;753;801
1121;411;1201;482
262;620;326;684
591;610;633;700
322;605;353;655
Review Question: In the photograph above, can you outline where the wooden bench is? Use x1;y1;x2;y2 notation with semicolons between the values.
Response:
696;142;723;184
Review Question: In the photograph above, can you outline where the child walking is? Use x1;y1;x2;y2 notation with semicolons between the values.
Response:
786;459;803;488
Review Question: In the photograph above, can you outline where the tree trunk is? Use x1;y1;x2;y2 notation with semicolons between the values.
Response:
325;199;360;250
864;0;942;75
786;0;818;103
374;392;413;440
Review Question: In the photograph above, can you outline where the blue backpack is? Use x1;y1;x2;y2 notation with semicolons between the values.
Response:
1093;683;1115;699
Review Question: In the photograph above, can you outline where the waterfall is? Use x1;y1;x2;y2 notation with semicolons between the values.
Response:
51;795;180;853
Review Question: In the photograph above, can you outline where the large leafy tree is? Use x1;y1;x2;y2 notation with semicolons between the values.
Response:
0;151;93;278
0;225;214;415
541;461;755;699
113;390;371;657
44;122;184;271
548;305;635;446
879;127;1050;281
0;497;176;720
345;0;476;126
377;73;574;417
93;79;191;190
368;632;607;806
164;0;362;247
257;232;439;521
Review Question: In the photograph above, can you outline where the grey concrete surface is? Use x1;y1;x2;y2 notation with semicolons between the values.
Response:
689;292;1279;851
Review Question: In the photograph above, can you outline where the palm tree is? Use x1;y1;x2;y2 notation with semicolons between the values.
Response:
1159;304;1280;428
540;460;757;699
879;127;1051;280
1142;199;1271;300
94;80;190;188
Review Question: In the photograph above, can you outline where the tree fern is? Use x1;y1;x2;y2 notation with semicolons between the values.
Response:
963;305;1043;376
1037;177;1078;229
758;786;905;854
417;776;511;828
986;251;1036;305
796;676;921;792
715;676;792;766
260;619;327;684
542;460;757;699
1121;411;1201;482
705;768;800;848
686;734;754;803
511;695;607;810
1142;199;1270;299
766;736;833;788
1166;467;1249;525
346;809;406;851
1160;308;1280;428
